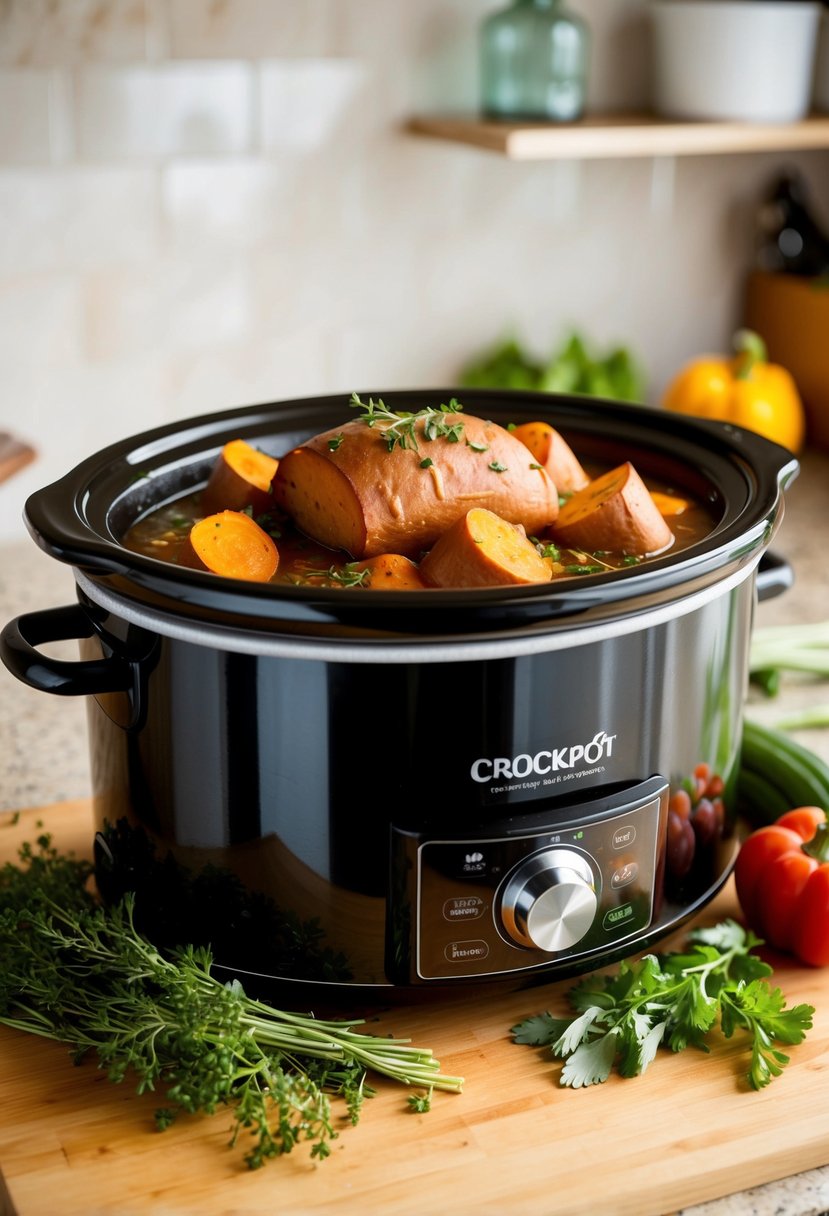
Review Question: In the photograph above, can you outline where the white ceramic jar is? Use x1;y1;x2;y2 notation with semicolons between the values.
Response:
651;1;821;123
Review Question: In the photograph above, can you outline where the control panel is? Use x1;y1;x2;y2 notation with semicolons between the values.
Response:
390;776;667;981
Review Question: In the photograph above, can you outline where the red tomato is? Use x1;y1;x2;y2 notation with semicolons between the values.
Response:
734;807;829;966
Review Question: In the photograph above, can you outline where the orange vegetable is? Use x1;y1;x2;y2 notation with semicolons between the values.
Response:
553;462;674;556
274;415;559;559
662;329;805;453
201;439;279;516
420;508;553;588
179;511;279;582
650;491;690;517
510;422;589;494
354;554;428;590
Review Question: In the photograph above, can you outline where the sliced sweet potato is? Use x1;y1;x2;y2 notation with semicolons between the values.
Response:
179;510;279;582
552;462;674;557
650;490;691;517
354;554;429;590
201;439;279;516
420;508;553;589
274;414;559;559
511;422;589;494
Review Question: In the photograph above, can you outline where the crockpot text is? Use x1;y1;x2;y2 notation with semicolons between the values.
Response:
470;731;617;784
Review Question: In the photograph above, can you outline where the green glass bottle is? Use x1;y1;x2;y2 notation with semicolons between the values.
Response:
481;0;590;122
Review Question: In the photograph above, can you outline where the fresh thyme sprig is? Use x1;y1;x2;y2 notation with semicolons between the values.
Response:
513;920;813;1092
349;392;465;453
326;562;372;588
0;836;463;1168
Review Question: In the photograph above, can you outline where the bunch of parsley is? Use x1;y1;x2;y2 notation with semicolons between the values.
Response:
513;921;813;1090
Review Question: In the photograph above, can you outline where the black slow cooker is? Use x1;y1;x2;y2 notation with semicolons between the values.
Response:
1;390;797;1001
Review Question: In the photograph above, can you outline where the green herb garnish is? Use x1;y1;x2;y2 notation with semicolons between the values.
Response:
529;463;543;471
349;392;465;453
328;434;345;452
467;441;490;453
254;511;283;541
420;457;434;469
622;555;642;566
0;836;463;1169
512;920;813;1092
488;461;508;474
407;1091;433;1113
326;562;372;588
563;564;604;576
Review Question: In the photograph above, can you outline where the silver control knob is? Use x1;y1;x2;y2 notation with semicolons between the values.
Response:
500;848;598;952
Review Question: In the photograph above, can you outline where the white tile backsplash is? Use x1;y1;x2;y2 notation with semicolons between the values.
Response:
0;168;158;274
83;253;253;360
161;158;286;248
0;0;164;67
0;72;55;163
0;274;83;368
75;63;254;160
258;60;368;155
0;69;73;164
166;324;337;418
168;0;331;60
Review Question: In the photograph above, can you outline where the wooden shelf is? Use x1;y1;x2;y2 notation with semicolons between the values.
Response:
407;112;829;161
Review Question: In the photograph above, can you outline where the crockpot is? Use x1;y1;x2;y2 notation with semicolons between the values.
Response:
1;390;797;1002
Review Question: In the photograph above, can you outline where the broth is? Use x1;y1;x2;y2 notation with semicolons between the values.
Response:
123;468;716;589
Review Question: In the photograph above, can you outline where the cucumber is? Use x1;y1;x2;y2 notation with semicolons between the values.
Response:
738;718;829;827
735;767;792;824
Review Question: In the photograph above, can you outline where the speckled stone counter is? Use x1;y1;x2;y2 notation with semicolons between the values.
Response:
0;540;89;810
2;451;829;1216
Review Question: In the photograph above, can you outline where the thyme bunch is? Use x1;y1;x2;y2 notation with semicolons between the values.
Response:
0;836;463;1168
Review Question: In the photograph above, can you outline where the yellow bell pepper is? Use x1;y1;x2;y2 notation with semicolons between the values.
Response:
662;330;805;453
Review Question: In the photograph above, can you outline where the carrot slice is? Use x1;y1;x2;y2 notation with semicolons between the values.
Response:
420;508;553;589
179;511;279;582
553;462;674;556
511;422;589;494
201;439;279;516
354;554;429;589
650;491;691;517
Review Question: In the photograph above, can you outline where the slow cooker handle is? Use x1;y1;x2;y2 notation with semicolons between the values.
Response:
0;604;133;696
755;552;794;603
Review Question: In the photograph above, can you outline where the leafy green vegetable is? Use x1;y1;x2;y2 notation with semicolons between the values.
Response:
512;920;812;1091
460;332;645;404
0;836;463;1169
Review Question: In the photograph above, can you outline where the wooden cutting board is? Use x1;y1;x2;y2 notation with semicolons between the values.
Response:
1;801;827;1216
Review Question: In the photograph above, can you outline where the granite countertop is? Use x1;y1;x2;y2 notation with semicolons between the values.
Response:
1;452;829;1216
